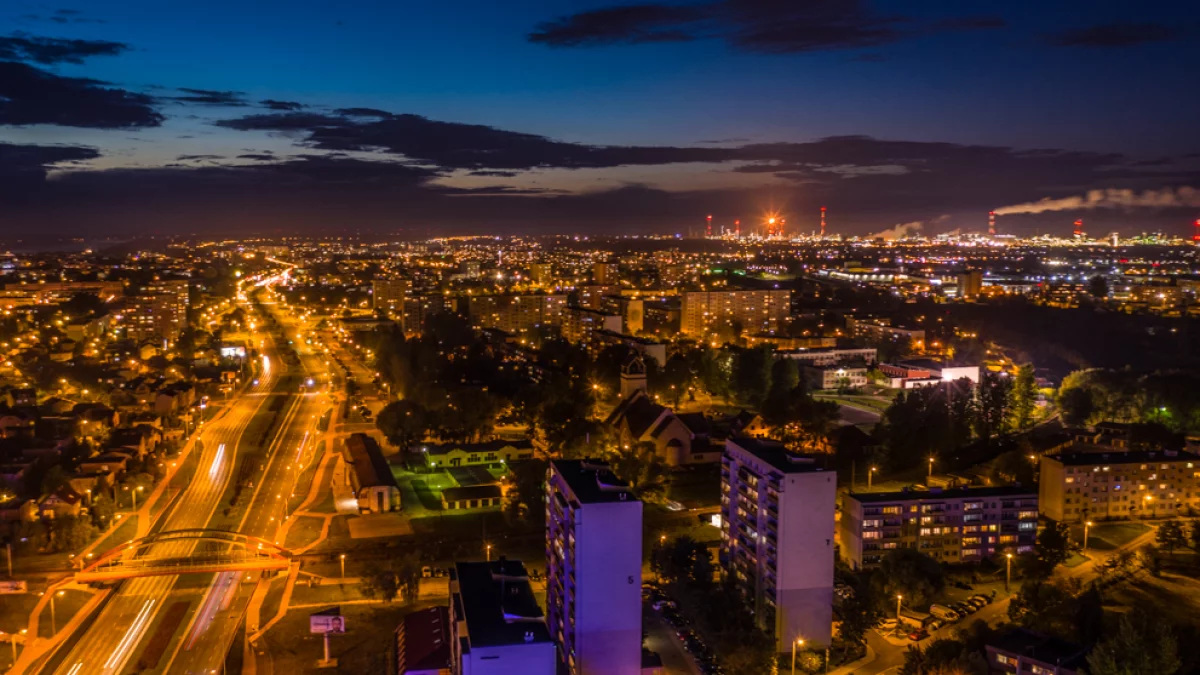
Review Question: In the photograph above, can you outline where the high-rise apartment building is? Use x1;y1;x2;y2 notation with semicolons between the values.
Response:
680;290;790;338
561;306;622;346
592;262;617;285
145;276;189;331
468;294;567;336
546;460;643;675
839;486;1038;570
449;560;556;675
720;438;835;651
123;293;185;345
373;278;411;316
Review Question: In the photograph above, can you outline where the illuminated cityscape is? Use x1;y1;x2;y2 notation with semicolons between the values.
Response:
1;2;1200;675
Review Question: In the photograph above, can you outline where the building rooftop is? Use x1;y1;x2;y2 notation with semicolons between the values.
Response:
550;459;639;504
849;484;1037;503
452;559;552;649
1047;448;1199;466
726;437;828;474
397;607;451;673
344;433;399;489
989;628;1088;669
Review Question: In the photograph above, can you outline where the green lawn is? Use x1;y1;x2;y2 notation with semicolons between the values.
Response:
1076;522;1152;551
1063;552;1090;568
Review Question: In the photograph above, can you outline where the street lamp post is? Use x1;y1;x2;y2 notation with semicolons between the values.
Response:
1005;553;1013;592
486;544;492;562
927;457;934;479
340;553;346;581
895;595;903;636
1084;521;1093;551
868;466;877;490
791;638;804;675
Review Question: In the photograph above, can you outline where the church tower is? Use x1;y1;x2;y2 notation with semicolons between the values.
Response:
619;354;648;399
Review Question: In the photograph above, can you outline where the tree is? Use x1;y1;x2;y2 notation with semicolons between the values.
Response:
656;357;693;407
375;400;429;451
360;562;400;602
50;515;95;552
90;495;116;528
731;345;773;406
975;370;1013;443
1010;364;1038;430
837;584;881;657
871;548;945;606
1088;275;1110;301
653;536;714;588
1008;577;1085;642
606;441;668;502
1190;520;1200;553
41;465;70;496
505;459;547;525
1031;519;1071;577
1086;608;1181;675
1156;519;1187;557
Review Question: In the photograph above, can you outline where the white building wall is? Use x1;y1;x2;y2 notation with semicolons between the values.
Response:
573;500;643;675
462;642;557;675
776;471;836;648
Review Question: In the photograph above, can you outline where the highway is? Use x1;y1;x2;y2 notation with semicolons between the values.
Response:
49;354;278;675
42;279;331;675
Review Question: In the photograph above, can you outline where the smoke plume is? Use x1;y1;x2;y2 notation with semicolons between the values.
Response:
994;186;1200;215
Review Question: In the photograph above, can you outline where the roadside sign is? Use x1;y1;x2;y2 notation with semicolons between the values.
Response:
310;608;345;634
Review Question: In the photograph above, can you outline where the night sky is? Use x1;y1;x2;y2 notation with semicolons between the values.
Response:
2;0;1198;238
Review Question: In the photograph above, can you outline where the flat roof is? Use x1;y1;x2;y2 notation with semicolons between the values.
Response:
989;628;1087;668
1047;448;1199;466
452;560;552;648
849;484;1037;504
726;437;828;474
550;459;639;503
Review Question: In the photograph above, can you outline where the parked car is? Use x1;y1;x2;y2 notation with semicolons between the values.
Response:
929;604;960;621
908;628;929;641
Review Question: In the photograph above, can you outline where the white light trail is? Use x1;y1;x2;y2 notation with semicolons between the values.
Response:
210;444;226;480
104;598;156;673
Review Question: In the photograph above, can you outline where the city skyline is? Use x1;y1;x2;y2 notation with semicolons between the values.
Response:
2;0;1199;237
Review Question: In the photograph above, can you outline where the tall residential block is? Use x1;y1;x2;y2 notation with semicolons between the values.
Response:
680;290;790;338
720;438;835;651
546;459;643;675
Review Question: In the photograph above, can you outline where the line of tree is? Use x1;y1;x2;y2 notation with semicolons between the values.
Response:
876;365;1039;471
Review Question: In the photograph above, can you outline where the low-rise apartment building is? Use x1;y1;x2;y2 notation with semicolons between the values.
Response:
449;559;556;675
839;486;1038;569
1039;447;1200;522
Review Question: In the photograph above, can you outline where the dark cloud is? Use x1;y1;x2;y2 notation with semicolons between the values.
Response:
0;61;164;129
175;154;223;161
933;16;1005;30
528;5;703;47
215;110;729;169
0;142;99;179
237;153;276;160
467;170;520;177
529;1;998;53
334;107;395;118
172;88;247;106
1049;22;1179;48
260;99;305;111
0;33;127;64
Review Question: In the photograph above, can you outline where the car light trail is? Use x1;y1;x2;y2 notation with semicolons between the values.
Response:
210;444;225;480
104;598;156;674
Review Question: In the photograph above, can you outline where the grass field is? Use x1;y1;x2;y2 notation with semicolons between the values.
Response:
1075;522;1152;551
